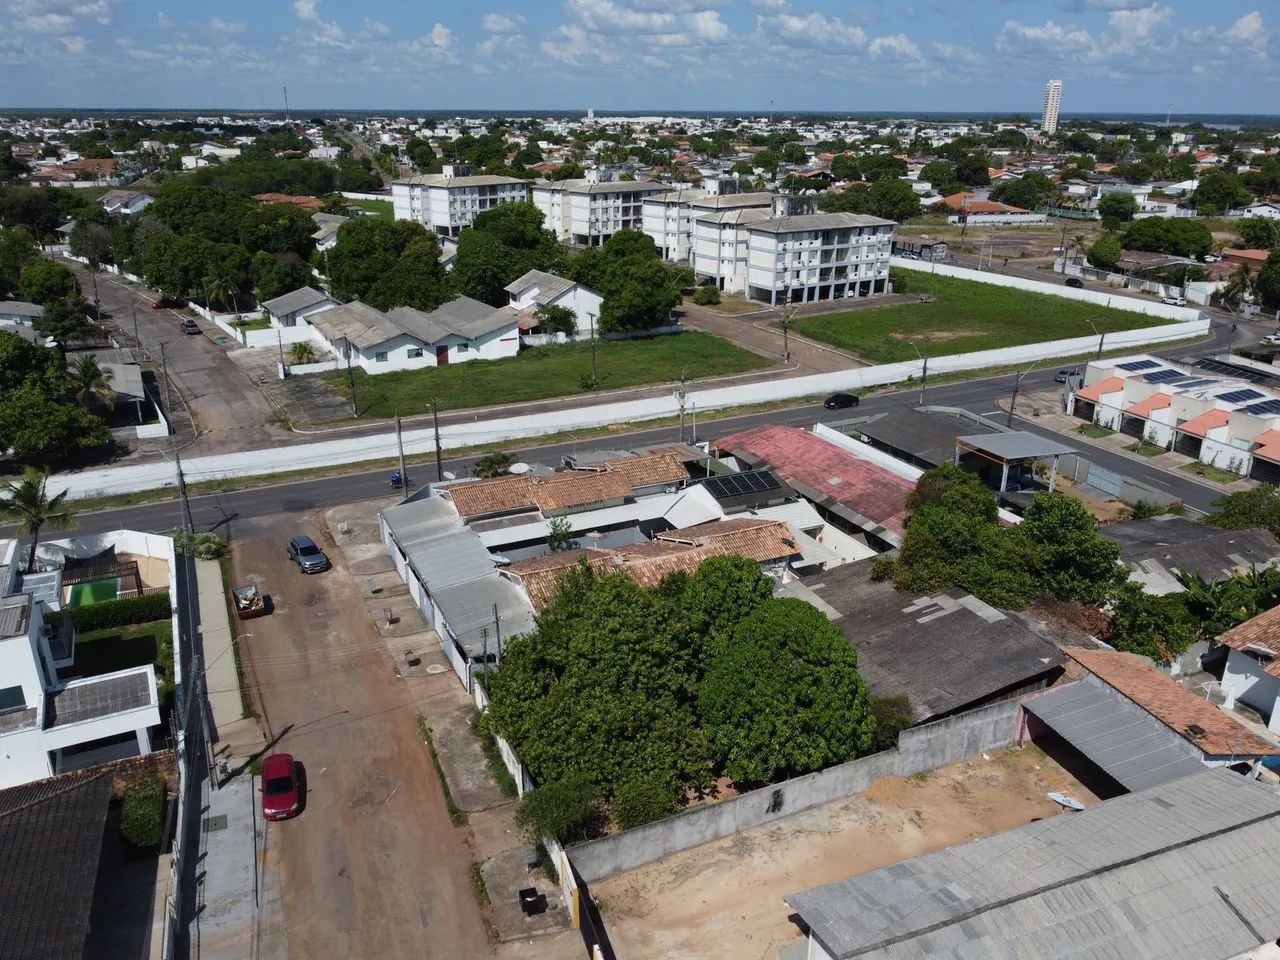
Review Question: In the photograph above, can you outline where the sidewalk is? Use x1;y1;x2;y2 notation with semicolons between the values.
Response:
194;559;266;768
322;501;576;950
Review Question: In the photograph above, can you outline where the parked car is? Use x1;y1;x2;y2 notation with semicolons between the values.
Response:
1064;277;1085;289
287;535;330;573
179;318;201;335
1054;368;1079;384
1160;296;1187;307
151;297;184;310
260;753;301;821
823;392;860;410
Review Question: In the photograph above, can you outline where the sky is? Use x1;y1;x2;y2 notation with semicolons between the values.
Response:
0;0;1276;115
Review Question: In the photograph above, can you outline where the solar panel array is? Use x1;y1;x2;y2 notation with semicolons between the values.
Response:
1245;400;1280;417
1196;359;1273;384
1218;389;1266;404
1175;378;1219;389
1143;369;1183;383
701;470;783;500
1117;359;1160;371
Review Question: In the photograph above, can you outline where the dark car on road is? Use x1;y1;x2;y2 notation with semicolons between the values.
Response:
823;392;860;410
1065;277;1084;288
1054;368;1080;384
287;535;330;573
261;753;301;820
179;318;201;335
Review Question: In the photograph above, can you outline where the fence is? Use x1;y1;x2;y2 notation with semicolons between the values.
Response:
566;698;1022;883
340;190;392;202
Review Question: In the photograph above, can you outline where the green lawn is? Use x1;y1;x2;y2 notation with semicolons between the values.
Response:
1126;441;1166;458
1077;424;1114;439
322;332;771;419
233;316;272;331
1179;461;1245;484
65;620;175;704
348;198;393;219
790;269;1168;363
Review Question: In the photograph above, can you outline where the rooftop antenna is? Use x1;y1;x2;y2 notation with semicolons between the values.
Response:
283;85;291;124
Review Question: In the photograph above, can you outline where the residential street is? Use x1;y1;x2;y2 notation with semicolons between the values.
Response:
230;512;490;960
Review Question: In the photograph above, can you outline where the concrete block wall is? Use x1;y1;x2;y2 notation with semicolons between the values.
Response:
895;698;1022;777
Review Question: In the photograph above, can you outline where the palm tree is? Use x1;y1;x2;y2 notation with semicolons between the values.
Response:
288;341;317;364
1221;263;1254;309
65;354;115;410
203;268;240;314
1071;233;1088;265
0;468;77;573
473;451;517;478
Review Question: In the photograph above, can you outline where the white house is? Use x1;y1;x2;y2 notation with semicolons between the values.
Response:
308;145;342;161
504;269;603;338
261;286;338;328
1241;202;1280;221
0;538;162;790
305;296;520;374
180;155;212;170
531;174;670;246
744;212;896;304
0;300;42;327
97;189;154;217
1217;605;1280;734
310;213;349;252
392;169;529;237
194;142;241;161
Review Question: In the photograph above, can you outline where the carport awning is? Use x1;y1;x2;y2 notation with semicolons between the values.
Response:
1022;681;1204;792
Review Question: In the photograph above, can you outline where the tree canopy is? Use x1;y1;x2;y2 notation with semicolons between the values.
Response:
0;331;109;465
566;230;689;334
487;554;874;838
1121;218;1213;258
327;218;449;310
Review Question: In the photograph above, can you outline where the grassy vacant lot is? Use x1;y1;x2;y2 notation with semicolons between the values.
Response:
348;197;393;219
791;269;1168;364
323;331;771;419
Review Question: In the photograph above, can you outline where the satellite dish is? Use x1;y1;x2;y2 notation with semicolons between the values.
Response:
508;462;531;475
442;471;456;481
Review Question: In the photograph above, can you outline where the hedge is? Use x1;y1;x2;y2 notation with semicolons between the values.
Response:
47;591;172;632
120;776;168;847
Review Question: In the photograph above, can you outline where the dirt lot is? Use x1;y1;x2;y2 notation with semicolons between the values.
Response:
594;745;1098;960
229;511;491;960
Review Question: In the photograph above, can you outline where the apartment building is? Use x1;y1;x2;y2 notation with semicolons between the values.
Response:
645;190;774;262
531;172;669;246
392;166;529;237
691;207;774;294
1042;79;1063;135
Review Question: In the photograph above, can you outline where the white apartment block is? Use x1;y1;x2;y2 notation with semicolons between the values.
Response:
694;211;896;303
1042;80;1063;135
392;169;529;237
531;174;670;246
644;190;775;262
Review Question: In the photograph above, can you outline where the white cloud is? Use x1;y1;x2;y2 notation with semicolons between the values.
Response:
1223;10;1268;55
931;41;979;63
997;19;1100;59
1107;3;1171;41
292;0;318;21
482;12;525;33
687;10;728;42
566;0;676;33
156;11;173;30
541;23;619;64
363;17;390;37
17;12;73;33
60;34;86;54
869;33;922;61
759;10;868;48
430;22;454;48
748;0;788;9
209;17;246;35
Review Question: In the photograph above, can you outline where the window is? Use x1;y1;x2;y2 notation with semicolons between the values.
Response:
0;686;26;713
408;348;423;359
375;351;388;362
458;343;471;352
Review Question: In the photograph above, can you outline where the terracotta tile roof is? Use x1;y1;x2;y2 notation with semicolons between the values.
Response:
654;518;797;563
1217;606;1280;678
505;548;614;609
1176;408;1231;438
1075;376;1125;403
1125;392;1173;418
440;475;538;518
612;540;694;559
622;544;722;589
601;453;690;488
711;425;913;535
1067;648;1280;756
1253;429;1280;464
941;191;1031;215
441;470;635;518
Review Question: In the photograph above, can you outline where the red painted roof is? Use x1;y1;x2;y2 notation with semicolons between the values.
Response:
711;425;913;535
1125;393;1172;418
1075;376;1125;403
1177;408;1231;437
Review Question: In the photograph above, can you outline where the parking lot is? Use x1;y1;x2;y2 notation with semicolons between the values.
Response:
228;510;491;960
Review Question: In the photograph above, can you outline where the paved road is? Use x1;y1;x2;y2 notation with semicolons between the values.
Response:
16;316;1241;542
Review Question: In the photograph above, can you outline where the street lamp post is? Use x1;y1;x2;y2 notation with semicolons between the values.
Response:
1007;361;1038;429
1084;318;1105;360
587;311;599;388
908;340;928;406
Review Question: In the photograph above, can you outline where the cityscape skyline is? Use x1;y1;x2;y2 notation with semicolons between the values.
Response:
0;0;1276;114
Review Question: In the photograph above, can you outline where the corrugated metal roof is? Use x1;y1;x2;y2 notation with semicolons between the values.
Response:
786;769;1280;960
1022;679;1205;791
956;432;1075;461
382;497;496;591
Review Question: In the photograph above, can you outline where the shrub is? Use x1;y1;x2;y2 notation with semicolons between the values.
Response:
691;285;721;306
869;555;898;582
172;529;227;559
610;772;678;830
514;775;602;843
120;776;168;847
868;695;914;753
50;591;171;632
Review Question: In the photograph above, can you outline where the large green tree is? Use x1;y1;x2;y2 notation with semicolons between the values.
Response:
1012;493;1126;604
1257;250;1280;311
1236;217;1280;251
990;172;1059;211
0;225;38;296
699;597;873;784
1087;233;1123;270
18;258;79;304
1193;169;1250;214
1097;192;1138;223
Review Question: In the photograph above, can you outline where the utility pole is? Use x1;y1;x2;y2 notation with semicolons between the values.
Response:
158;340;173;423
1059;223;1070;274
676;369;688;443
587;311;599;388
130;296;139;348
276;328;285;369
1006;362;1038;428
1085;318;1105;360
395;415;409;498
909;340;928;406
175;450;196;534
690;401;697;445
431;399;443;483
492;603;503;662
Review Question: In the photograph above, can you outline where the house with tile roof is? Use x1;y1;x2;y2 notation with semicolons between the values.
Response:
1218;605;1280;734
941;191;1048;225
504;269;602;339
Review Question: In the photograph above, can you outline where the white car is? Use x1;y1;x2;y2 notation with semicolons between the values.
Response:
1160;296;1187;307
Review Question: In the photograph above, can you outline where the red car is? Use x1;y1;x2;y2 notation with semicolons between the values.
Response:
260;753;301;820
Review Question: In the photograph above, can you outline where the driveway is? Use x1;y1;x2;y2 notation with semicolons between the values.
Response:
229;511;491;960
65;261;293;457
